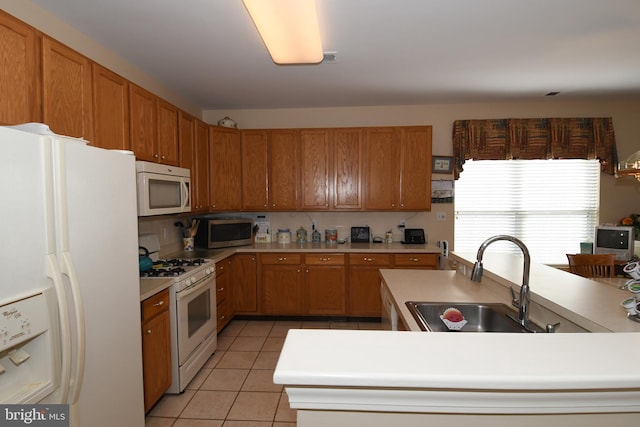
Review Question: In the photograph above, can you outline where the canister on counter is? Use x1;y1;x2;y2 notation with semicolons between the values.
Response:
277;228;291;244
296;226;307;243
325;229;337;243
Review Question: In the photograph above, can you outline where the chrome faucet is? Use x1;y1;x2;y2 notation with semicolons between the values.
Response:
470;235;531;327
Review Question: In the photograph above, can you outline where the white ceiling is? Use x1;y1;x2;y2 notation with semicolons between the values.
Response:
31;0;640;110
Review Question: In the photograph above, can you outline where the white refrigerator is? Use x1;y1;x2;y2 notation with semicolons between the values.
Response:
0;125;145;426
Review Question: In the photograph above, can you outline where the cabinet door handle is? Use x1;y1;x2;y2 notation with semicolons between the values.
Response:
152;300;164;307
218;287;224;291
146;329;152;334
153;154;159;158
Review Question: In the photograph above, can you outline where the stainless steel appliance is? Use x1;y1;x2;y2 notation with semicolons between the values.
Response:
0;124;144;426
194;217;253;249
136;161;191;216
138;235;217;394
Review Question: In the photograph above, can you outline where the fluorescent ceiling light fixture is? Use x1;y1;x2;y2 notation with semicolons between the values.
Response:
243;0;323;64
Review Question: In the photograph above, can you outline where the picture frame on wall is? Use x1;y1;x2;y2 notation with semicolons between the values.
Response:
432;156;453;174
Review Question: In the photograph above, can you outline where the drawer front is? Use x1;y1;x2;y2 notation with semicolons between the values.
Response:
394;253;438;267
260;253;302;265
141;288;170;321
216;280;228;303
305;253;345;266
217;300;232;331
216;261;230;274
348;253;392;266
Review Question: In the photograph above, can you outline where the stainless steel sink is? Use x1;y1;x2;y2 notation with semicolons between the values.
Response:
405;302;545;333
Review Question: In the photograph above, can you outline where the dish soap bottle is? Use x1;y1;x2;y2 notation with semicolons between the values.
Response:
311;224;321;243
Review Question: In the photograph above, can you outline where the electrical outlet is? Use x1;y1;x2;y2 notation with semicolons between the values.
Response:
436;211;446;221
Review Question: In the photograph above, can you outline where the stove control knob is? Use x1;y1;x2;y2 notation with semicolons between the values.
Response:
188;277;195;285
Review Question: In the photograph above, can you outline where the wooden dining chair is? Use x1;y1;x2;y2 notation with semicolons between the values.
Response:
566;253;616;278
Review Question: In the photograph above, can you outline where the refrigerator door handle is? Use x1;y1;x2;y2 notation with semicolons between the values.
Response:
44;253;72;404
60;251;86;406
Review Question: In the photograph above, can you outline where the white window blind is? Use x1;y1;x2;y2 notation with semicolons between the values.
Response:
454;159;600;265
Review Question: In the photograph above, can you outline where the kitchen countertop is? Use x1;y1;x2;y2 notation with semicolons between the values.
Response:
139;241;440;301
139;277;174;301
273;253;640;416
182;241;441;260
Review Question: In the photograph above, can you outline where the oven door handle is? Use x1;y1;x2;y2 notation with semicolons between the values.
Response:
176;276;214;300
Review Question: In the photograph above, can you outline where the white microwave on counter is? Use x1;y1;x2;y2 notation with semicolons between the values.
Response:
136;161;191;216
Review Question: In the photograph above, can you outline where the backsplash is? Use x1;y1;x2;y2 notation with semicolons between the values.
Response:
137;210;447;254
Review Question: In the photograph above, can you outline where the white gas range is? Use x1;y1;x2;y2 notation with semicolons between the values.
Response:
139;234;217;394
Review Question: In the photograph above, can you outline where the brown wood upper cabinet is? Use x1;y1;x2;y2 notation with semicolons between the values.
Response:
300;129;331;210
239;125;430;212
241;129;299;211
129;83;179;165
210;126;242;211
92;64;129;150
0;11;40;125
42;36;94;141
365;126;432;211
241;130;270;210
332;128;363;210
193;119;210;212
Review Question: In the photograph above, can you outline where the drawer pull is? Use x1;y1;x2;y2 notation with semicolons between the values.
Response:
152;300;164;307
364;257;374;262
410;258;420;262
321;257;331;262
278;257;287;261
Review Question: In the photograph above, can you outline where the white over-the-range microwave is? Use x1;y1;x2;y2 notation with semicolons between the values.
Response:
136;161;191;216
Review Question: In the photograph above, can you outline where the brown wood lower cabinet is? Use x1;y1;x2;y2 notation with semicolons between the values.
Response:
217;251;439;324
141;289;171;413
216;258;232;332
232;254;258;314
304;254;346;315
348;254;392;316
260;253;304;315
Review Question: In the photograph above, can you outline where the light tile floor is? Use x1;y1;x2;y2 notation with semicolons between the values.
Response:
145;318;383;427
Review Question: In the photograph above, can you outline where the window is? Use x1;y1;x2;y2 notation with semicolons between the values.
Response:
454;159;600;265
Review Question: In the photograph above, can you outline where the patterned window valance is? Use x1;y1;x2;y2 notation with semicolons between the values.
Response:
452;117;617;179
